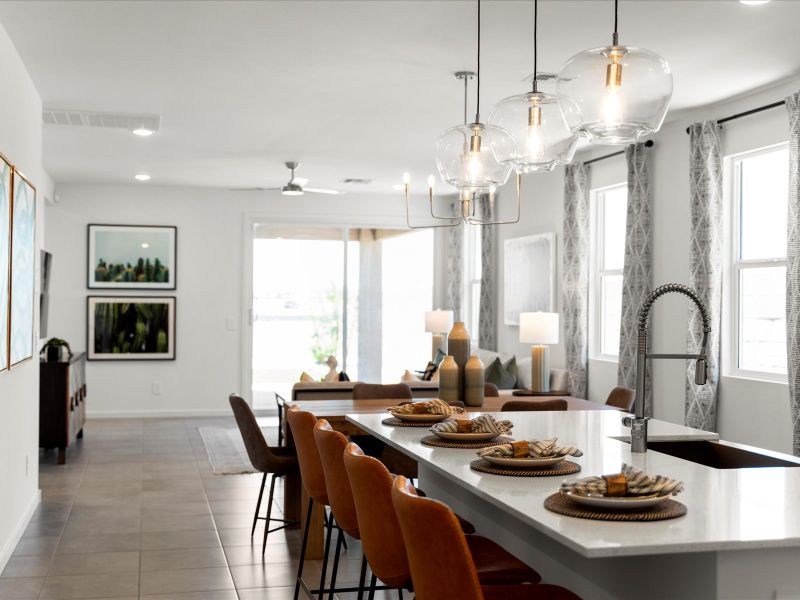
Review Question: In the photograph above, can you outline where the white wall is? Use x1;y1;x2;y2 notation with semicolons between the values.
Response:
0;22;53;573
45;186;413;417
495;76;800;454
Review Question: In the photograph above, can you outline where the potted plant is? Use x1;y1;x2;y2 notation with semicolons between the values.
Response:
41;338;72;362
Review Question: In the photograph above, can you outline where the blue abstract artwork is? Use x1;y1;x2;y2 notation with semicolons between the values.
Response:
9;169;35;366
0;159;10;371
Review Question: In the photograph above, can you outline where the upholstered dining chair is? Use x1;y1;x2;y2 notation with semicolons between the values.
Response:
605;387;635;412
352;382;413;400
343;442;543;598
501;399;568;412
228;394;298;555
286;406;342;600
391;476;583;600
484;382;500;397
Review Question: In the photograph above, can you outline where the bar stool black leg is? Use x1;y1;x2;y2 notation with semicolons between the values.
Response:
356;554;368;600
293;497;314;600
251;472;267;538
262;473;278;554
317;514;333;600
367;574;377;600
327;528;345;600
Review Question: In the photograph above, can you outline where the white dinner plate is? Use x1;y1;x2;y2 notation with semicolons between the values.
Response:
561;491;669;510
391;412;450;423
434;431;500;442
482;455;566;468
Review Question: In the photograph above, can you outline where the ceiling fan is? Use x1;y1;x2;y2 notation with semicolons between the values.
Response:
232;161;344;195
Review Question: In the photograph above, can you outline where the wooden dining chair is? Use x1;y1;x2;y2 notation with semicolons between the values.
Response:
484;382;500;397
228;394;298;555
352;382;413;400
605;387;635;412
501;399;568;412
391;475;583;600
343;442;542;598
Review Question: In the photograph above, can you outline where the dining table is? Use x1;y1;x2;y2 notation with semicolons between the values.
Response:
281;394;617;559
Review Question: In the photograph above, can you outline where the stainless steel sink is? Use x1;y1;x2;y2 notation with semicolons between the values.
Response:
645;440;800;469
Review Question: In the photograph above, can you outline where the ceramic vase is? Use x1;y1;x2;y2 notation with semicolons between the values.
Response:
464;354;485;407
447;322;471;402
438;356;459;405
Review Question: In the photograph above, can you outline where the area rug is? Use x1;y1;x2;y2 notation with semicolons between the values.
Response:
198;426;276;475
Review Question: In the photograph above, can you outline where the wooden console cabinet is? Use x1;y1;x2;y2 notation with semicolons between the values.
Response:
39;352;86;464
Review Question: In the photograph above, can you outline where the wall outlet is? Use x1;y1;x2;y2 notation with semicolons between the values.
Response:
151;382;162;395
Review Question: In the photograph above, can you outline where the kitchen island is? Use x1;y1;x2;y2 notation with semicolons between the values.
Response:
347;410;800;600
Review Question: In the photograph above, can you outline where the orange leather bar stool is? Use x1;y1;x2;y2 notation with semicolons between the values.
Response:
287;407;359;600
391;475;583;600
501;399;568;412
313;420;369;600
343;443;542;597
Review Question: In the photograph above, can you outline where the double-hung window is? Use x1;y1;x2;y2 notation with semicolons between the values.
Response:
589;183;627;360
727;144;789;379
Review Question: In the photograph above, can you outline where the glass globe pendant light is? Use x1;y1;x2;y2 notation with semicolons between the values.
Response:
556;0;673;145
434;0;513;192
488;0;578;173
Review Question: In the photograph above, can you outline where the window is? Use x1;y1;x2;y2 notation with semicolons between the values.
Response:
464;224;482;340
590;183;627;360
728;144;789;379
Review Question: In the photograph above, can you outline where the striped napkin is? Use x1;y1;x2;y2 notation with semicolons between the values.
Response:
430;415;513;435
478;438;583;459
560;463;684;497
388;399;465;416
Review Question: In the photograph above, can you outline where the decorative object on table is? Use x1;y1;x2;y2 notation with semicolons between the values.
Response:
425;309;453;360
511;389;568;397
421;434;515;450
430;415;512;443
519;312;559;393
559;463;684;499
447;321;471;401
388;398;464;423
470;457;581;477
87;296;176;360
503;233;555;325
40;338;72;362
0;155;11;372
556;0;673;145
484;355;517;390
87;224;176;289
478;438;583;469
543;493;686;522
437;355;459;404
9;168;36;366
322;355;338;382
464;354;485;407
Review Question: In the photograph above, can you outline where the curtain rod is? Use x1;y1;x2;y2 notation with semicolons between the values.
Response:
583;139;654;166
684;100;786;134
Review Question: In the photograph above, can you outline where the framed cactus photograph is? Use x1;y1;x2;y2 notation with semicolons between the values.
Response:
87;296;176;360
87;224;176;289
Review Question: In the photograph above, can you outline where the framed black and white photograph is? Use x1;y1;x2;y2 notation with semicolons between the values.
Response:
87;296;176;360
503;232;556;326
88;224;177;289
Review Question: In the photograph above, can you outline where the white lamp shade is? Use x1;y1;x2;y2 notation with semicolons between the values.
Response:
519;312;559;344
425;310;454;333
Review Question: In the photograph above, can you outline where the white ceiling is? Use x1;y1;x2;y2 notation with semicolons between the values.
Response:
0;0;799;193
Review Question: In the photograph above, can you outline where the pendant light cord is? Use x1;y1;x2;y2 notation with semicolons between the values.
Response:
475;0;481;124
612;0;619;46
532;0;538;93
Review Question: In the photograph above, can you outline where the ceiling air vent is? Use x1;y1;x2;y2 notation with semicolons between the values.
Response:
342;178;372;185
42;108;160;133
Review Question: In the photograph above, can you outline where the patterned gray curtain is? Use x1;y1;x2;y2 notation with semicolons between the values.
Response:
478;194;497;350
562;163;590;399
686;121;722;432
445;221;464;322
786;92;800;455
618;142;653;414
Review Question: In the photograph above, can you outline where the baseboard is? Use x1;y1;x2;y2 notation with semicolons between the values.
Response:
0;489;41;574
86;408;233;419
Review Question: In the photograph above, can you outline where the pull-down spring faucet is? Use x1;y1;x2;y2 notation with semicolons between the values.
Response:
623;283;712;453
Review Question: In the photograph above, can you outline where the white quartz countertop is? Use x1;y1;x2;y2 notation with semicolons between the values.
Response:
346;410;800;557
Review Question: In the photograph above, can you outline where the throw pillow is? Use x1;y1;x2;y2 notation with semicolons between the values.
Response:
299;371;315;383
421;361;438;381
504;356;518;387
433;349;446;366
484;357;517;390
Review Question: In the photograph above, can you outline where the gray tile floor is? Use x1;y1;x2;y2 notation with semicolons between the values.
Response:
1;418;397;600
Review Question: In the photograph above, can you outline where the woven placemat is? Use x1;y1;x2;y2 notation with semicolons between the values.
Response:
543;493;687;522
469;458;581;477
421;435;513;449
382;417;452;428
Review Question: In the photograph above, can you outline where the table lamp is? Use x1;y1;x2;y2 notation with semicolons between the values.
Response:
424;309;454;360
519;312;559;392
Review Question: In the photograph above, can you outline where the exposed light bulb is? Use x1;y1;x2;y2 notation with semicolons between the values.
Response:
427;174;436;188
600;87;623;127
402;172;411;185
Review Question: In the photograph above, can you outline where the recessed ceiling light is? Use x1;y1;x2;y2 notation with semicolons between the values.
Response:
132;128;154;137
134;173;151;181
739;1;770;5
141;242;150;249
